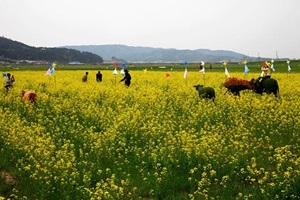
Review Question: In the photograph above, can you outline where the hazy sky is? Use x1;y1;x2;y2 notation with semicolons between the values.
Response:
1;0;300;59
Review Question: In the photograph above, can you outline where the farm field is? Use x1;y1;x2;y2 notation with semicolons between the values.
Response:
0;69;300;199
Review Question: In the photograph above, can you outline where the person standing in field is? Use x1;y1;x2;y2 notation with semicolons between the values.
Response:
82;72;88;82
119;69;131;87
96;71;102;82
4;73;15;91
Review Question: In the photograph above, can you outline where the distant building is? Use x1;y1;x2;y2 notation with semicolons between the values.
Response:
69;61;83;65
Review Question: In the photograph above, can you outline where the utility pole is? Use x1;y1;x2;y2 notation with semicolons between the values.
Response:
276;51;279;61
258;53;260;61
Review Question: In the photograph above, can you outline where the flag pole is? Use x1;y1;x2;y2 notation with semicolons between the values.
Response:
223;61;228;82
199;61;205;85
167;77;169;88
113;62;118;85
287;60;291;77
183;61;188;85
184;66;188;85
186;73;188;85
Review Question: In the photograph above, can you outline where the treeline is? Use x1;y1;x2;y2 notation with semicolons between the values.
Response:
0;37;103;64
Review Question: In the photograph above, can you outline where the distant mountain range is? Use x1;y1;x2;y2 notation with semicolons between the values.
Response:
1;36;273;64
0;37;103;64
63;44;261;63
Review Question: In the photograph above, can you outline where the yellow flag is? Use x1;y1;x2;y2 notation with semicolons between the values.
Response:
225;67;230;77
223;61;227;66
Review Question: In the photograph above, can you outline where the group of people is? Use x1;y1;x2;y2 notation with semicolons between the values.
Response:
4;64;272;91
82;69;132;87
3;69;132;92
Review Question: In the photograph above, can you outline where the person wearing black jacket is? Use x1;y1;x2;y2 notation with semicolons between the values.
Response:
96;71;102;82
119;69;131;87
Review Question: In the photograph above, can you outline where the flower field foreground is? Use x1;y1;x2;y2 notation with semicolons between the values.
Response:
1;70;300;199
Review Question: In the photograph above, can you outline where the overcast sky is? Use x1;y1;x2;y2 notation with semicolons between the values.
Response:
1;0;299;59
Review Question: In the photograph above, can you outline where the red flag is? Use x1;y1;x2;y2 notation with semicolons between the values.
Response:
113;62;119;67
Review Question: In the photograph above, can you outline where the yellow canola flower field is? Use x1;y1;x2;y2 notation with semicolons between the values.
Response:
0;70;300;199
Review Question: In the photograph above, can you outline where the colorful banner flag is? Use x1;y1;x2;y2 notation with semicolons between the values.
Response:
113;68;118;75
50;67;55;75
199;61;205;74
45;68;51;76
200;67;205;74
271;64;275;71
45;62;56;76
244;64;249;74
287;60;291;72
120;68;125;76
225;67;230;77
269;59;275;71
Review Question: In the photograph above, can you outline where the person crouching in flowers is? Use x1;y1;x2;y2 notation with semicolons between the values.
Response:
4;73;15;91
82;72;88;82
21;90;37;103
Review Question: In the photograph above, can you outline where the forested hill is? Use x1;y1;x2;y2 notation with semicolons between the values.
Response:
0;37;103;64
63;44;258;63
